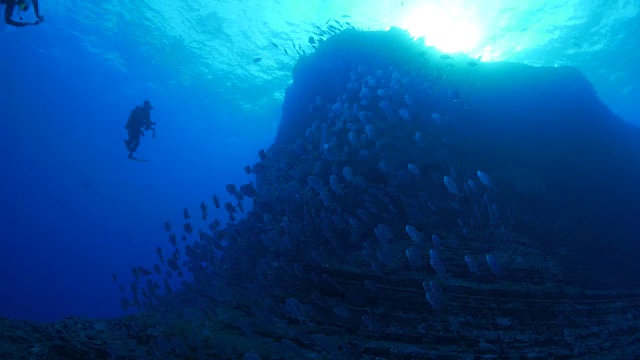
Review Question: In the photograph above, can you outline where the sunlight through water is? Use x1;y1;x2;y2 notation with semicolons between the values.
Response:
400;2;481;55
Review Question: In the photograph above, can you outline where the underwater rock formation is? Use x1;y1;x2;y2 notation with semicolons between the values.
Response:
3;27;640;359
275;27;640;290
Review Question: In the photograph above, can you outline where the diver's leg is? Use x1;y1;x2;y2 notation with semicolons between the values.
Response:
130;134;141;153
125;130;135;158
125;129;136;149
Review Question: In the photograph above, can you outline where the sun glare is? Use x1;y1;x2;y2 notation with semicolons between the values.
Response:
401;3;481;55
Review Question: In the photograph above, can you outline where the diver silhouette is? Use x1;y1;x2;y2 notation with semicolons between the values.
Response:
2;0;44;27
124;100;156;160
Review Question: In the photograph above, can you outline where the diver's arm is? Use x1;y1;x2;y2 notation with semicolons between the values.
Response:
4;3;22;27
33;0;44;21
143;112;157;129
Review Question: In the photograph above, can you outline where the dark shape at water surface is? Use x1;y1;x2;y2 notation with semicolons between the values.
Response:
3;27;640;359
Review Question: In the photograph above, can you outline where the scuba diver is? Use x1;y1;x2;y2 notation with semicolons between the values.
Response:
124;100;156;160
2;0;44;27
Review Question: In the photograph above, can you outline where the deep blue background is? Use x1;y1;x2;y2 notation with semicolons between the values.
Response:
0;22;275;321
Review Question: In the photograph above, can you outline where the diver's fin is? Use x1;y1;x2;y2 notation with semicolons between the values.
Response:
127;155;148;162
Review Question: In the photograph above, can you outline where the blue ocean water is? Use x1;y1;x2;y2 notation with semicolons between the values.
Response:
0;0;638;347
